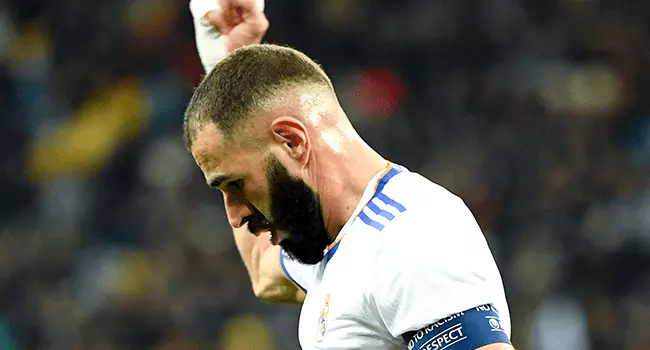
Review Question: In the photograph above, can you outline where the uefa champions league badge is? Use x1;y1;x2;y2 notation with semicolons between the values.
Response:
316;293;331;342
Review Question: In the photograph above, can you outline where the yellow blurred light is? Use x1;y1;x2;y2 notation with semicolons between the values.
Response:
10;20;50;65
538;64;623;116
219;315;278;350
27;79;146;182
116;251;152;298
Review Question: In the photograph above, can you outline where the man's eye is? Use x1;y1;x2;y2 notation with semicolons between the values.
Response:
227;180;243;190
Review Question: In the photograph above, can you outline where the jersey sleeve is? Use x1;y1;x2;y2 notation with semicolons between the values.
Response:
369;192;509;340
279;248;320;294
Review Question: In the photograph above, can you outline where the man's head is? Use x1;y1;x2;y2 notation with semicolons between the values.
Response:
184;44;338;264
183;44;334;146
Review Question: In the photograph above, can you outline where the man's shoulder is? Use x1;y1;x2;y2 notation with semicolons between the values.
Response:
379;170;471;234
344;168;462;248
381;169;463;212
371;169;490;267
365;173;503;320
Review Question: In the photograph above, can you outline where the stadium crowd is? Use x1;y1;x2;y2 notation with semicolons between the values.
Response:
0;0;649;349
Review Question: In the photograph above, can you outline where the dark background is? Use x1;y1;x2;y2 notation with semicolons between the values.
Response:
0;0;649;349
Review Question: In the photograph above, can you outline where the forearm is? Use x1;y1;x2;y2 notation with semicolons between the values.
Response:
231;224;269;290
231;225;303;303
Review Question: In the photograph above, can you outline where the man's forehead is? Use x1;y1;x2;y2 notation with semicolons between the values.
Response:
191;124;248;186
191;122;264;184
191;123;228;166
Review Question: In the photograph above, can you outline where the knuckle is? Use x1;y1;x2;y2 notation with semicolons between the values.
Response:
251;18;269;36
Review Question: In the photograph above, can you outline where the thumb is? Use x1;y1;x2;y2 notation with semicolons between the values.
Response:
205;10;231;34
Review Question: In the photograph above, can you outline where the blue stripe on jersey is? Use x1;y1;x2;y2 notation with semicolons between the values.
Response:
376;192;406;212
367;201;396;220
326;240;341;260
375;166;401;194
279;249;308;294
358;211;386;231
356;164;407;232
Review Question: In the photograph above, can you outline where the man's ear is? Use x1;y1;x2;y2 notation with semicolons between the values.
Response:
270;117;310;164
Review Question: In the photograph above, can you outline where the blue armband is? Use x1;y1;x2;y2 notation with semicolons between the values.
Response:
402;304;510;350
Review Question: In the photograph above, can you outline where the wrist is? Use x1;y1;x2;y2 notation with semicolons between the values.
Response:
190;0;227;73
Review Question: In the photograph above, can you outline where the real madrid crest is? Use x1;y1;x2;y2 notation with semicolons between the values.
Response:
316;293;331;342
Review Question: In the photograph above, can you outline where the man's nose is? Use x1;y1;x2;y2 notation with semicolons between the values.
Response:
223;192;254;228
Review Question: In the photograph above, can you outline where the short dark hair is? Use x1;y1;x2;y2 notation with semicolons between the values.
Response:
183;44;333;149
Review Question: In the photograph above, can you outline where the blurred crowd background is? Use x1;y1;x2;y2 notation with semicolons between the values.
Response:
1;0;649;349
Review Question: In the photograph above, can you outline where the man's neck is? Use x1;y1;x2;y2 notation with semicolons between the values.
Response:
314;142;388;242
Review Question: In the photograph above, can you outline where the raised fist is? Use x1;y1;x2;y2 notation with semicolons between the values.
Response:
190;0;267;72
205;0;268;52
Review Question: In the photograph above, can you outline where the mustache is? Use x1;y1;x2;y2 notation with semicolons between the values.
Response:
242;213;273;233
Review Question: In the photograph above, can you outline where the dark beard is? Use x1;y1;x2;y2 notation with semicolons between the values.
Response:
266;155;331;265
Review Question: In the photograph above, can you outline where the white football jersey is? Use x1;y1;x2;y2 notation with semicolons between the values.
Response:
281;163;511;350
